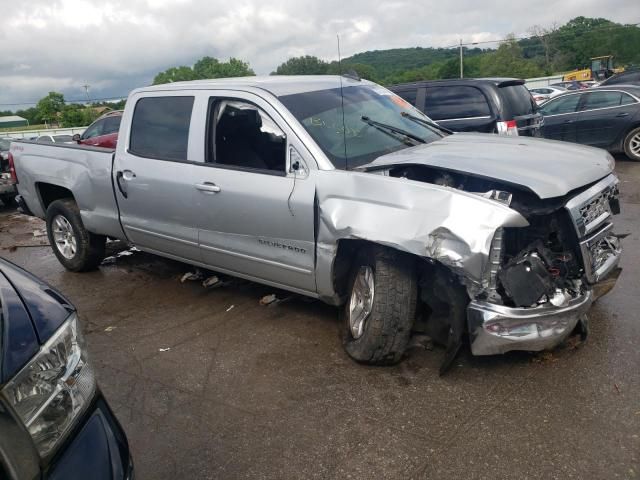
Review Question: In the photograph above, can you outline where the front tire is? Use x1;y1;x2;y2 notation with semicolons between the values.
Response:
341;245;418;366
46;199;106;271
623;126;640;161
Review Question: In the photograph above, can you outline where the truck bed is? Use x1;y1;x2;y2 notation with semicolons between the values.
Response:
11;141;125;240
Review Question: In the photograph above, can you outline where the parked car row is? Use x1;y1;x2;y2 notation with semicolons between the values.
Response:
390;76;640;161
390;78;543;136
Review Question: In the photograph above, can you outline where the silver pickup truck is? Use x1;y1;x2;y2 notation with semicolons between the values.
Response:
10;76;622;371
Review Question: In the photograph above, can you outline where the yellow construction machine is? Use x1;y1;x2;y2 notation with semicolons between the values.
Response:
563;55;624;82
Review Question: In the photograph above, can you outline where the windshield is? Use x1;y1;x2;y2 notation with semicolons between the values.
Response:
0;138;10;151
279;84;445;169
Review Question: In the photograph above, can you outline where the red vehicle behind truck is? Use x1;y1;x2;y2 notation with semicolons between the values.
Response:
72;110;122;148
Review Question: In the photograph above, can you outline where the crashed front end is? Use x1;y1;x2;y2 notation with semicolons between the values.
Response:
468;174;622;355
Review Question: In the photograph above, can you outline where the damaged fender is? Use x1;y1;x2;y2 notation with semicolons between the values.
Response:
313;170;528;303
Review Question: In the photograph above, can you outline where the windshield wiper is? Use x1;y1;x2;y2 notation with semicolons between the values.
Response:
361;116;426;145
400;111;453;134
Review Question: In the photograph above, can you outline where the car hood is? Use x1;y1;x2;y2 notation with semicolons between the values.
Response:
361;133;614;199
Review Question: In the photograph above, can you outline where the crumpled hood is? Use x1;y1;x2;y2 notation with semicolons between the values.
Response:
362;133;615;199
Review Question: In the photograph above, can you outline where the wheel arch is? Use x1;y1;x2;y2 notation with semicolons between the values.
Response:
36;182;76;212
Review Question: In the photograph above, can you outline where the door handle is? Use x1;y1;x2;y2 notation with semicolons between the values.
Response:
195;182;221;194
122;169;136;181
616;112;629;117
115;171;128;199
564;119;574;124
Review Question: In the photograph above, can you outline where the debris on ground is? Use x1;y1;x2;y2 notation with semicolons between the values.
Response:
407;334;434;351
158;347;171;352
259;293;295;307
614;383;621;394
260;294;278;306
104;326;116;332
181;269;204;283
102;256;117;265
226;305;235;312
531;352;558;364
101;247;140;265
202;275;221;288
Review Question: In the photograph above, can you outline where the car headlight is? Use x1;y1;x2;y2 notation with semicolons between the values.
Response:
1;313;96;458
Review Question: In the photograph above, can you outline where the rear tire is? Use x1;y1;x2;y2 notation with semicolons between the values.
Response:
341;245;418;366
46;199;106;272
623;126;640;162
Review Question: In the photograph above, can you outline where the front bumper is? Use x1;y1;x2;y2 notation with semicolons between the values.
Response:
468;291;594;356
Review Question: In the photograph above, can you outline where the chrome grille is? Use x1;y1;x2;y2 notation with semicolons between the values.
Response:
565;174;621;283
566;175;619;238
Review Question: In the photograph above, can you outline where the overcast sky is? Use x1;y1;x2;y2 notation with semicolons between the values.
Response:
1;0;639;110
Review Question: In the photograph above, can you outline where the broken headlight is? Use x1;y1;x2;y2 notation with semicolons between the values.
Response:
1;313;96;458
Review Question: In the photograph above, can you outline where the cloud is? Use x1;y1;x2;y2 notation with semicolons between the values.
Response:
0;0;638;109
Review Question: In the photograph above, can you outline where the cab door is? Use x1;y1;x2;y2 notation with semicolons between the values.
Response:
190;92;318;293
574;90;639;148
112;93;201;261
538;93;582;142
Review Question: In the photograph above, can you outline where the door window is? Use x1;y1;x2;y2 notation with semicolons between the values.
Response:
581;91;624;111
81;120;104;139
424;86;490;120
129;96;194;161
620;93;638;106
209;100;286;173
102;116;121;135
539;94;581;115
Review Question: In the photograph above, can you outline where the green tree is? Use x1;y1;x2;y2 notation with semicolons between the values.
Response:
273;55;329;75
36;92;65;125
477;38;544;78
153;57;254;85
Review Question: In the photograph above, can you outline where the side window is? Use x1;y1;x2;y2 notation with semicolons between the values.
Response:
37;136;53;143
209;99;286;173
394;89;417;107
581;91;623;111
539;94;581;115
425;86;491;121
620;93;638;106
102;116;121;135
129;96;194;161
82;120;104;139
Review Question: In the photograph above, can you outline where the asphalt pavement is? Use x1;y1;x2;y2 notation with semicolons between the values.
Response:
0;158;638;479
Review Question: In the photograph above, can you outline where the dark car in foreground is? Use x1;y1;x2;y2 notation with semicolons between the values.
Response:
0;258;133;479
72;111;122;148
390;78;542;136
539;85;640;161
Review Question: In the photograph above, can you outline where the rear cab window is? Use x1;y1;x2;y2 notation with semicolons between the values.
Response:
424;86;491;121
499;84;537;118
129;96;194;161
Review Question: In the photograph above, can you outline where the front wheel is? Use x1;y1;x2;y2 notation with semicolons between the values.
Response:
341;246;418;365
623;126;640;161
46;199;106;271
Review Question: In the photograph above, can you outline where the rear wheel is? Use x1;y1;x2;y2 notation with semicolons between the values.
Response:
623;127;640;161
46;199;106;271
341;245;418;365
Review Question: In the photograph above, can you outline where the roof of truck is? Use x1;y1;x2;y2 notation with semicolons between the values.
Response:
133;75;374;97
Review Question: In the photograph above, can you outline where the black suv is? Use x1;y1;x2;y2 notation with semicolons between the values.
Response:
390;78;542;136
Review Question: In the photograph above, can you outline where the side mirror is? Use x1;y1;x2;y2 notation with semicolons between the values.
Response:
72;134;81;142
